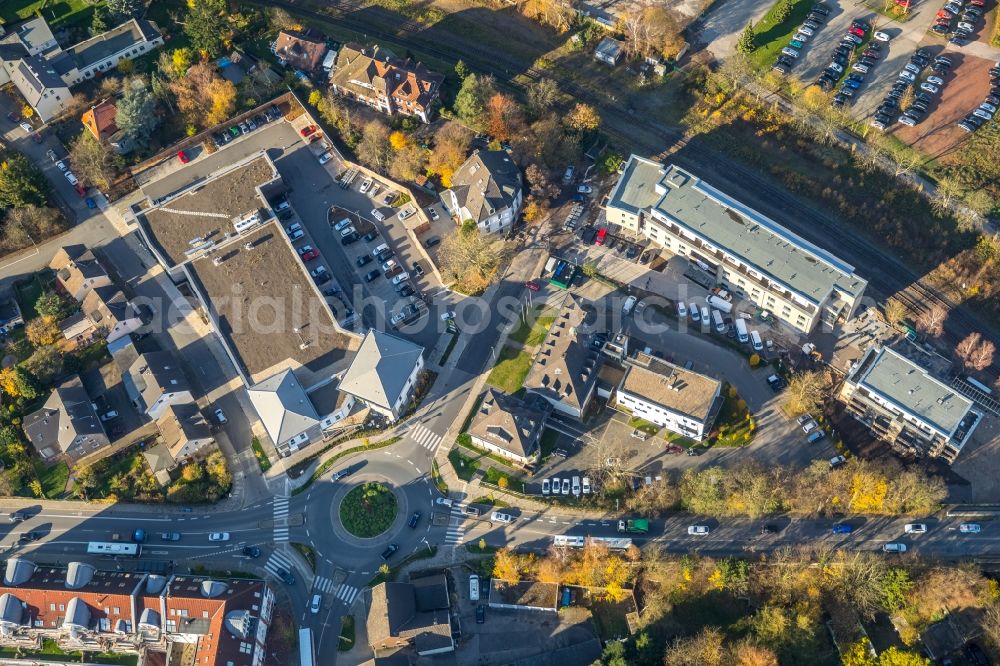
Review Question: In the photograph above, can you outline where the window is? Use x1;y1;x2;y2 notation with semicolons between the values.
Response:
59;604;65;611
49;603;56;611
203;611;209;619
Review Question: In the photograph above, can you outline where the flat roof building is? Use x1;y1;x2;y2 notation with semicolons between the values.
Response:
840;346;982;463
617;353;722;441
605;156;868;333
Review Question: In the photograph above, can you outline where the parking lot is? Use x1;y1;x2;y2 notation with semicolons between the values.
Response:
258;128;452;352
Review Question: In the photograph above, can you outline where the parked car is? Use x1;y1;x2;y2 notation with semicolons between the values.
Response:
688;525;710;535
829;455;847;468
208;532;230;541
904;523;927;534
214;408;227;424
882;543;907;553
874;30;891;41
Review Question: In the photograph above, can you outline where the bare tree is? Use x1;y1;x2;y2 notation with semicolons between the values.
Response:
956;332;981;365
784;371;825;415
916;304;948;338
969;339;995;371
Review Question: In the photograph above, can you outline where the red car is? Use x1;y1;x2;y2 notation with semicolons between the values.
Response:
665;445;684;455
848;26;865;37
177;150;189;164
301;249;320;261
300;125;317;138
524;280;541;292
595;228;607;246
74;183;86;197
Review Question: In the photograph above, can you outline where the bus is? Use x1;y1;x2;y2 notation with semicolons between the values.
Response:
298;628;315;666
553;535;633;550
87;542;140;558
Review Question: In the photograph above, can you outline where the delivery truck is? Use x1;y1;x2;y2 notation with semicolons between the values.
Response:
617;518;650;534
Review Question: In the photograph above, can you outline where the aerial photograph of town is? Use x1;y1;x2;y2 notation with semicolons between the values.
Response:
0;0;997;663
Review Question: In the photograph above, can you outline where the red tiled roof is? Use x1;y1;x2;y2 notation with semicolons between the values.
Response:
82;101;119;142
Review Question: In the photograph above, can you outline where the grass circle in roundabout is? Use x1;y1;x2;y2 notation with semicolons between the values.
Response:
339;481;398;538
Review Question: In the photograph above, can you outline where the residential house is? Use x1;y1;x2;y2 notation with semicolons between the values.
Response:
604;156;868;333
59;312;95;345
616;352;722;441
50;246;112;302
80;286;142;344
12;55;71;121
247;369;322;457
156;403;215;464
0;17;163;121
81;100;132;154
441;150;523;235
23;375;110;461
523;296;603;419
0;559;273;666
339;330;424;422
468;388;548;466
367;575;453;656
330;43;443;123
125;352;194;420
594;37;624;65
839;346;982;463
487;580;559;612
272;30;328;73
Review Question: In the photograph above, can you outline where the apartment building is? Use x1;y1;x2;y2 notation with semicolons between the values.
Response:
0;17;162;120
0;559;272;666
616;352;722;441
605;156;868;333
840;346;982;463
330;43;443;123
523;296;604;419
338;329;425;422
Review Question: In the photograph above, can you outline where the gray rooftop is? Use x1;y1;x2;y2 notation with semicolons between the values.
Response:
247;369;320;445
607;156;867;306
848;346;975;438
339;330;424;411
17;55;65;92
448;149;522;223
23;376;107;455
68;19;160;71
128;352;190;411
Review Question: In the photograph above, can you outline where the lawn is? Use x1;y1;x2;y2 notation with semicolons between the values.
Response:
13;273;48;321
251;437;271;473
508;307;556;347
485;346;533;394
447;448;480;482
748;0;815;70
710;386;756;447
338;615;355;652
0;638;137;665
0;0;93;25
291;542;316;572
34;460;69;499
484;467;526;493
431;459;448;494
339;482;398;537
588;596;633;642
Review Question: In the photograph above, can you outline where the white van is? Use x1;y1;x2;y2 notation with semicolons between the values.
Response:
310;594;321;614
677;301;687;318
700;306;710;325
622;295;637;315
469;574;480;601
735;318;749;343
572;476;581;496
712;310;725;333
750;330;763;351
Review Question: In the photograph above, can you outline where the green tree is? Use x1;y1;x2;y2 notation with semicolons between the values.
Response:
185;0;229;59
454;59;469;80
882;567;912;612
774;0;794;22
0;152;50;208
453;73;497;129
116;77;159;147
28;479;42;498
34;291;63;319
736;22;756;55
91;6;110;33
23;345;63;384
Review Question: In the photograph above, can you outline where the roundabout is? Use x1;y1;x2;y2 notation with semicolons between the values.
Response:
339;481;398;538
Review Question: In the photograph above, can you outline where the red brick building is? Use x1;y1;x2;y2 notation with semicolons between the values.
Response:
0;559;273;665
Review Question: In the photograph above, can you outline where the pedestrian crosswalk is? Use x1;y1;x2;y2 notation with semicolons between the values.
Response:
333;583;360;605
410;423;443;453
313;575;337;593
263;550;293;579
273;496;289;543
445;523;465;545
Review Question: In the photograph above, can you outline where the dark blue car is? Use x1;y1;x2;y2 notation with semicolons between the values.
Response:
832;523;854;534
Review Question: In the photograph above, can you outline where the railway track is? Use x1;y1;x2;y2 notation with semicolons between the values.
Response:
256;0;998;356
